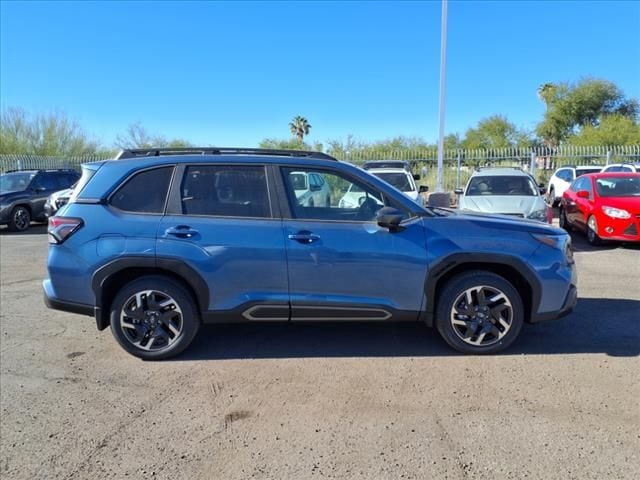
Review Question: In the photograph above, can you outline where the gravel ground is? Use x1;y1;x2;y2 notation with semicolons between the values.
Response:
1;225;639;480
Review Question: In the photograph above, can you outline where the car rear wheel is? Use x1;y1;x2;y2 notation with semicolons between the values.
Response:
548;188;558;207
436;271;524;354
109;276;200;360
8;206;31;232
587;215;602;245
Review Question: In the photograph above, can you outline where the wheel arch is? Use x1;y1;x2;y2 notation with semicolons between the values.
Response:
425;254;541;327
92;257;209;330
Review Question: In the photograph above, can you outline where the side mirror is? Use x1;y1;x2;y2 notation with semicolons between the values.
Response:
419;185;429;193
310;184;321;192
576;190;590;199
376;207;405;232
413;174;421;180
454;188;464;195
538;182;545;188
539;187;546;195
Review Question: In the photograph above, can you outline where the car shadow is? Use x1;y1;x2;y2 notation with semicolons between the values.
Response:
0;224;47;235
176;298;639;361
569;230;640;252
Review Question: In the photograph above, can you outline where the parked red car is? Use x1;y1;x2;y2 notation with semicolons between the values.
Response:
559;172;640;245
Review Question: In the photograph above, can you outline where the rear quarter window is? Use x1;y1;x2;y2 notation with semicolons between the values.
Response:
110;166;174;214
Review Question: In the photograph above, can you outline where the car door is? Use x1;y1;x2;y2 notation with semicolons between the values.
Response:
574;176;595;231
278;165;428;321
28;173;64;218
564;177;584;226
157;164;289;319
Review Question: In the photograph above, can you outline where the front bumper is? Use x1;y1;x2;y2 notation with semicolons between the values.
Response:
530;284;577;323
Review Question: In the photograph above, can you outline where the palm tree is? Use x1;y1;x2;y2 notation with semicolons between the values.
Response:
289;116;311;142
537;83;557;108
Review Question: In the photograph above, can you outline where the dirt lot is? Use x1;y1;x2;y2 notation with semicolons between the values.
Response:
1;225;639;480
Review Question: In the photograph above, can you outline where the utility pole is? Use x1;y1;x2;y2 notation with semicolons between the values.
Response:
436;0;449;192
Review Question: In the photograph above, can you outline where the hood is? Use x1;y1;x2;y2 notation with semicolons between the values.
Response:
49;188;74;202
442;208;564;235
0;190;28;204
597;196;640;214
459;195;545;216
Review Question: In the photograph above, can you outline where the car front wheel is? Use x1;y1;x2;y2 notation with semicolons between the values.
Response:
436;271;524;354
8;206;31;232
109;275;201;360
587;215;602;245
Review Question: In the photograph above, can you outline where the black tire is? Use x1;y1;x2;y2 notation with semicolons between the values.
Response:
326;195;331;207
435;271;524;354
548;187;558;207
558;207;571;231
308;198;314;207
586;215;602;246
109;275;201;360
7;206;31;232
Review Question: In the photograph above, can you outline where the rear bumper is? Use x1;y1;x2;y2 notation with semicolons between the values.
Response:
43;279;93;317
530;284;577;323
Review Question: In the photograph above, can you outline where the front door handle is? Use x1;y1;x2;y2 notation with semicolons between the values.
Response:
288;231;320;244
165;225;199;238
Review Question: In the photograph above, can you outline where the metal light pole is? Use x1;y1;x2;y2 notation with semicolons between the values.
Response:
436;0;448;192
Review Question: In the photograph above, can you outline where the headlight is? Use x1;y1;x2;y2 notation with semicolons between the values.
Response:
602;206;631;219
528;209;548;222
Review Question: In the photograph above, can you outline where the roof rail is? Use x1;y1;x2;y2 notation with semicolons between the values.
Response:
115;147;338;161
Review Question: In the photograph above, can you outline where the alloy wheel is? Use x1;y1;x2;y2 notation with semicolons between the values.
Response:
450;285;513;347
120;290;183;351
13;208;30;231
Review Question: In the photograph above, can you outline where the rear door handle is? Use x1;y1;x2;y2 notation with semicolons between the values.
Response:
288;231;320;244
165;225;199;238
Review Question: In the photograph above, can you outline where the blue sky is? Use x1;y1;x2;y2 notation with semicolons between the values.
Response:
1;0;639;148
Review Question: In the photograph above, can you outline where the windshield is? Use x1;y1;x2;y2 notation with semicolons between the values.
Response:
0;172;36;192
374;172;414;191
595;176;640;197
466;175;538;196
576;168;602;177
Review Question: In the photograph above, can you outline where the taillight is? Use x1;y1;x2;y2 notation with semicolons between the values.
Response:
48;217;83;244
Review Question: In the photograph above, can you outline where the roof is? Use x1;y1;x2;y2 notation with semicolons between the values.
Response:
471;168;531;177
584;172;640;179
362;160;412;171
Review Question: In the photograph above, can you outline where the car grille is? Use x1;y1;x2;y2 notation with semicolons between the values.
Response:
623;223;638;236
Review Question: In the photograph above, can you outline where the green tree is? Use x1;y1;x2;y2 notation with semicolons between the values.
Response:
114;122;193;149
259;138;323;152
0;107;101;155
536;78;639;146
461;115;533;150
567;115;640;146
288;116;311;141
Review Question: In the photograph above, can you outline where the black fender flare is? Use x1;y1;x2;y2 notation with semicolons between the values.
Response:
424;252;542;326
91;256;210;330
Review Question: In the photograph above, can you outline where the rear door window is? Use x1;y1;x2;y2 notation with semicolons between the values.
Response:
180;165;271;218
110;166;174;213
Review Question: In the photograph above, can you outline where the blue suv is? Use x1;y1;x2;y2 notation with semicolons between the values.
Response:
44;148;577;360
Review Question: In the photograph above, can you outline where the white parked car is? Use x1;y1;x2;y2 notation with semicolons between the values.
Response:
455;168;552;223
546;165;603;206
289;171;331;207
600;163;640;173
360;161;428;206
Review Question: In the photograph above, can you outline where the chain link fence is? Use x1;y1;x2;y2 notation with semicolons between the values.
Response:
2;145;638;191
